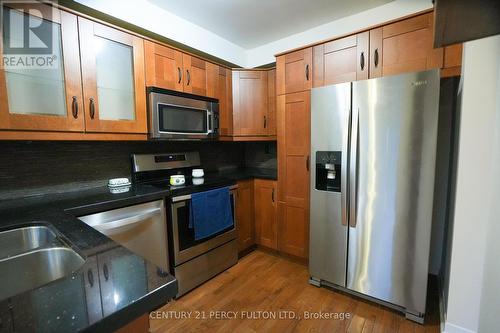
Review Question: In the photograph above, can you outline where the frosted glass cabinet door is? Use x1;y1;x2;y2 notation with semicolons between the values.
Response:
78;18;147;134
0;4;84;131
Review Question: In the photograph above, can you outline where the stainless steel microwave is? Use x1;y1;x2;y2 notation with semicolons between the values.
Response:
147;87;219;140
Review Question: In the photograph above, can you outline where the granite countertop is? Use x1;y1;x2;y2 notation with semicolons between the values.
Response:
0;185;177;333
0;167;276;333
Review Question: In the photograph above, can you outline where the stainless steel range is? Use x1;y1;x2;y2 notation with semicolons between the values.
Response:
131;152;238;296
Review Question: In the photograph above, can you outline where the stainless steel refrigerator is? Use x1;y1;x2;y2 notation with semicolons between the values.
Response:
309;70;440;323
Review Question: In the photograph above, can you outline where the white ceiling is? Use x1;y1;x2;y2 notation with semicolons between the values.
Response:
148;0;394;49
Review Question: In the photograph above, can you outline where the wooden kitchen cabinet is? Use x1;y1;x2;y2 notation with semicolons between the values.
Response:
276;48;312;95
267;69;277;136
0;4;85;132
182;54;207;96
232;70;269;137
312;32;369;86
144;41;183;92
236;180;255;252
442;44;463;77
375;12;443;76
215;67;233;136
144;40;216;98
276;92;310;259
254;179;277;249
78;18;147;133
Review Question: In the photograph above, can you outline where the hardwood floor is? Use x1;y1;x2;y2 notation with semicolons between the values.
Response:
150;250;440;333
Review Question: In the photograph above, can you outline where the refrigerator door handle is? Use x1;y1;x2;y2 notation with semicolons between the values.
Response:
341;108;351;226
349;107;359;228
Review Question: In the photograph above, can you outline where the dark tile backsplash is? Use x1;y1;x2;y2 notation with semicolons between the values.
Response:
0;140;276;200
244;142;277;170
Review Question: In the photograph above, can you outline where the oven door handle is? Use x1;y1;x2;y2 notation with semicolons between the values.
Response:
93;208;161;231
171;185;238;202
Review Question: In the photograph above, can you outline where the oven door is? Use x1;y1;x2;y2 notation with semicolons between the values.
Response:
170;186;237;266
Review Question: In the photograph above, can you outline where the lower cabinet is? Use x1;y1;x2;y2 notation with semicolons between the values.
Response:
236;179;278;253
254;179;278;250
236;180;255;252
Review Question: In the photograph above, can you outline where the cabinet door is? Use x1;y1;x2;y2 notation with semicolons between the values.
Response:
267;69;277;136
0;4;84;131
369;27;383;78
205;62;218;99
277;92;310;258
254;179;277;249
381;13;443;76
236;180;255;252
217;67;233;136
232;70;268;136
276;48;312;95
79;18;147;133
182;54;207;96
312;33;368;87
144;40;183;91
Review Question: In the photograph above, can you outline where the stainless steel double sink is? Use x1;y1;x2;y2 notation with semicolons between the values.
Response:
0;225;85;301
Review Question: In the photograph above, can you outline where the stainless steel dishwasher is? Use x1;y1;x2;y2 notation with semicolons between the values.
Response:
79;200;169;271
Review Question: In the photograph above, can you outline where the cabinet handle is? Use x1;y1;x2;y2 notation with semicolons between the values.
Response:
305;64;310;81
360;52;365;71
374;48;379;68
264;115;267;128
87;269;94;287
306;155;310;171
89;97;95;119
272;188;275;203
71;96;78;119
103;263;109;281
177;67;182;84
186;69;191;86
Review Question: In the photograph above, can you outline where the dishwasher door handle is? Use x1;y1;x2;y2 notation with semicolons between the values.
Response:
94;208;162;231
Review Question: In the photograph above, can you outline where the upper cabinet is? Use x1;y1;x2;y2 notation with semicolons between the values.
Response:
182;54;207;96
0;4;84;132
375;13;443;77
276;48;312;95
215;67;233;136
225;69;276;140
232;70;268;136
144;41;213;97
78;18;147;133
308;12;462;88
312;32;369;86
0;3;148;137
144;41;183;91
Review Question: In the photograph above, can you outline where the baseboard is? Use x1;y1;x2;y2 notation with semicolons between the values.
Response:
443;322;476;333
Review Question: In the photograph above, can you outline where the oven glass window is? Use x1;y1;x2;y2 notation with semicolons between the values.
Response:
158;104;208;133
174;193;235;251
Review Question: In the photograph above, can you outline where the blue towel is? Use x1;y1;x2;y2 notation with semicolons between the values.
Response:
189;187;233;240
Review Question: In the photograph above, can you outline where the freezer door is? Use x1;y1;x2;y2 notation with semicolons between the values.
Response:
347;70;440;315
309;83;350;287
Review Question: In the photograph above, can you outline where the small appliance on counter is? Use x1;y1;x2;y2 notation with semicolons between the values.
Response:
131;151;238;297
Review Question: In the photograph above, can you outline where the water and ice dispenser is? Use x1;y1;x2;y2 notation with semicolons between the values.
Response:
315;151;341;192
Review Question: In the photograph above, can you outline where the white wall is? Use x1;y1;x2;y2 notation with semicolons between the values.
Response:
74;0;247;66
443;35;500;333
75;0;432;68
245;0;432;67
477;47;500;333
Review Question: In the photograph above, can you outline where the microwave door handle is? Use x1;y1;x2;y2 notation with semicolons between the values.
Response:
207;111;212;135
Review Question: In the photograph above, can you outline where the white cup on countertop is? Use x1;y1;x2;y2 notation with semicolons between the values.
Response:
192;169;204;178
